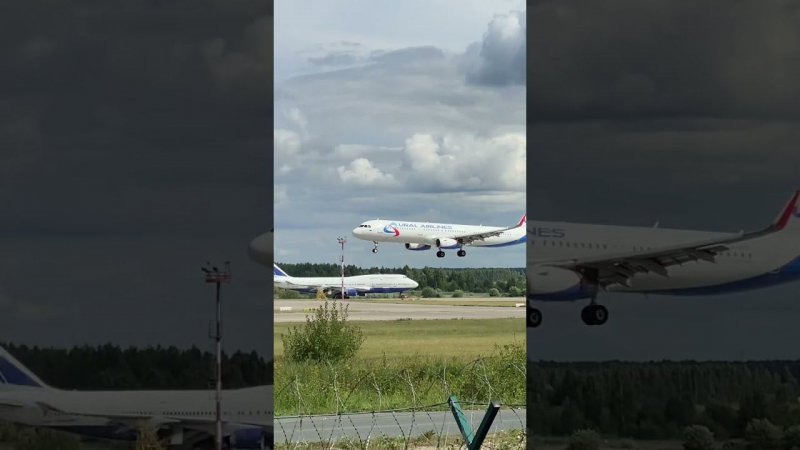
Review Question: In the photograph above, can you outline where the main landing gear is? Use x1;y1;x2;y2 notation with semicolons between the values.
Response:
436;247;466;258
526;300;609;328
527;307;542;328
372;241;379;253
581;300;608;326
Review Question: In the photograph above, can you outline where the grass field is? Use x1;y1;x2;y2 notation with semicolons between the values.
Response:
274;316;526;416
274;318;525;360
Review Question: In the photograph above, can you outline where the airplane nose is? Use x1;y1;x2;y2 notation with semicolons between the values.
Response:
248;231;273;267
352;227;361;237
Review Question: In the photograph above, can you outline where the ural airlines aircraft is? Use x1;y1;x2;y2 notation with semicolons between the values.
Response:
0;346;272;449
527;191;800;328
352;215;527;257
274;264;418;298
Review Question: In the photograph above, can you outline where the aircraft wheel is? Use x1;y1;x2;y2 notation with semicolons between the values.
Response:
457;249;466;257
527;308;542;327
372;248;378;253
581;305;608;326
592;305;608;325
436;250;445;258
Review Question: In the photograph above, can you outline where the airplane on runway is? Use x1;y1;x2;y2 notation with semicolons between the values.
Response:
273;263;418;298
527;191;800;328
351;215;527;258
248;229;273;267
0;346;272;449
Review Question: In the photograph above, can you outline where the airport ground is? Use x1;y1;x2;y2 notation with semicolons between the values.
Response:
273;296;526;323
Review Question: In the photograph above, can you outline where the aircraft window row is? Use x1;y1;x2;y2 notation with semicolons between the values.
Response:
124;410;271;416
720;251;752;259
530;240;609;250
358;224;372;228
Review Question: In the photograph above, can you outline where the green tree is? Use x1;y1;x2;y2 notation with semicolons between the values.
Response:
488;287;500;297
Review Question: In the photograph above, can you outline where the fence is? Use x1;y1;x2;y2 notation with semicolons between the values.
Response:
275;401;526;449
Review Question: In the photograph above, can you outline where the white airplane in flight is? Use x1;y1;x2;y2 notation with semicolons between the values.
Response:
274;264;418;298
0;346;272;449
248;229;273;267
527;191;800;328
352;215;527;258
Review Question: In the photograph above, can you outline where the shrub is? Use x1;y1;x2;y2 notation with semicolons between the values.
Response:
784;425;800;450
507;286;524;297
488;288;500;297
15;427;80;450
421;287;438;298
281;301;364;362
452;290;464;298
683;425;715;450
566;429;601;450
745;418;782;450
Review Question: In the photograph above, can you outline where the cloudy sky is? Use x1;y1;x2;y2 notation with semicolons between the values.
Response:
0;1;272;357
274;0;526;269
527;0;800;361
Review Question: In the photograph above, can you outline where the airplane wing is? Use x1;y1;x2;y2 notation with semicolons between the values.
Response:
536;225;775;289
33;401;267;434
452;225;518;244
0;400;24;408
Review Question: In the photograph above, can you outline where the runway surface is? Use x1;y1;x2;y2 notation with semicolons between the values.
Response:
275;408;527;444
274;299;525;322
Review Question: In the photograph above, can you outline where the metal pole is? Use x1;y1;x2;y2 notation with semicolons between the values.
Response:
215;280;222;450
338;237;346;300
202;262;230;450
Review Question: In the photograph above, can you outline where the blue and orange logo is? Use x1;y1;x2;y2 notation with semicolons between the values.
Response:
383;223;400;237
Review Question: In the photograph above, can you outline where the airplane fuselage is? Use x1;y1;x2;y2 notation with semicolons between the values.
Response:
528;220;800;300
352;220;526;248
0;385;272;445
275;274;418;294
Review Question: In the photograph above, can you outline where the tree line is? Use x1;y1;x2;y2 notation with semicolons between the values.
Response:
276;262;526;294
2;343;272;389
527;359;800;441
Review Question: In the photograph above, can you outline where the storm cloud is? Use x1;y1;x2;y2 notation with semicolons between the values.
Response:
527;0;800;360
0;1;272;355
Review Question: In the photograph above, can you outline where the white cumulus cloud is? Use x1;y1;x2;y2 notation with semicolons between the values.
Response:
337;158;398;187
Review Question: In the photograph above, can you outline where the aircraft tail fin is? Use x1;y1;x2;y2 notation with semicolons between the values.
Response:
0;346;49;389
273;263;290;278
516;214;527;228
772;191;800;232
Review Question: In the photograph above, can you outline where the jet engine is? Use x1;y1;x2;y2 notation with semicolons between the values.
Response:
405;243;431;251
527;266;595;301
326;288;359;298
230;428;269;449
434;238;459;249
